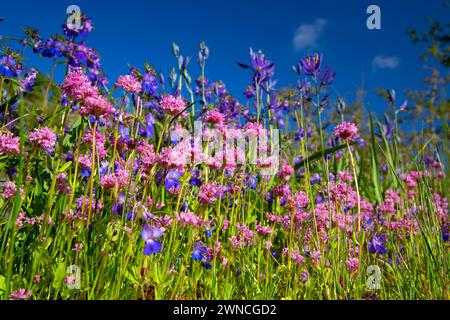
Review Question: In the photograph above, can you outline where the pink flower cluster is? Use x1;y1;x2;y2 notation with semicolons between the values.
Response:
244;121;264;137
16;212;36;228
255;224;272;236
82;129;108;158
8;288;32;300
346;257;359;272
333;121;359;141
56;173;71;195
115;74;142;94
100;174;117;189
160;94;187;116
2;181;17;199
277;160;294;181
29;126;57;153
61;70;114;117
15;212;51;228
204;109;225;125
229;223;256;250
137;140;157;179
199;182;222;204
0;131;20;155
292;190;309;209
174;210;204;227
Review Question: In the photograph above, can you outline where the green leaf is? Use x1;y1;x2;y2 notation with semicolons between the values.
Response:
58;161;72;173
34;178;42;197
369;113;382;203
0;274;5;293
53;262;66;289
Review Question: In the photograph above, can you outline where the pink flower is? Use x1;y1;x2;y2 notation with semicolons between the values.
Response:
138;141;157;178
292;191;309;208
0;131;20;155
290;250;305;265
333;121;359;141
174;210;204;227
311;250;321;266
62;70;115;118
245;121;264;137
61;70;94;100
199;182;222;204
8;288;32;300
81;94;115;117
65;275;76;285
16;211;37;228
255;224;272;236
160;94;187;116
115;74;142;93
82;129;106;145
78;154;92;169
29;127;57;153
100;174;117;189
115;169;129;189
2;181;17;199
337;171;353;182
346;257;359;272
204;109;225;125
277;160;294;181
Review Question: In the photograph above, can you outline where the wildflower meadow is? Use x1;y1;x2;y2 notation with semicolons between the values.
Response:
0;6;448;301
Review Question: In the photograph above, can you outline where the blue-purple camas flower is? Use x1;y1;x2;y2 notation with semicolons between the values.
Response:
320;66;335;86
238;48;275;91
300;53;322;77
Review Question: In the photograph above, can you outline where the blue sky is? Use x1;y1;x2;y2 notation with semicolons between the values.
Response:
1;0;448;114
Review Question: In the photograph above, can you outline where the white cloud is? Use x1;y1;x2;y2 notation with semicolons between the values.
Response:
372;55;400;70
293;19;327;52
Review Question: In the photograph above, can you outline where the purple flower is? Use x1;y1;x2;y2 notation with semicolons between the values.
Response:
369;234;387;254
376;114;394;140
112;193;126;216
300;53;322;77
165;170;182;192
19;68;38;93
138;113;155;139
62;14;93;38
238;48;275;89
189;170;202;187
40;38;66;58
244;85;255;99
310;173;321;185
192;241;207;261
142;71;159;95
141;224;163;255
191;241;212;269
442;224;449;242
300;270;309;283
320;66;335;85
0;55;21;77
